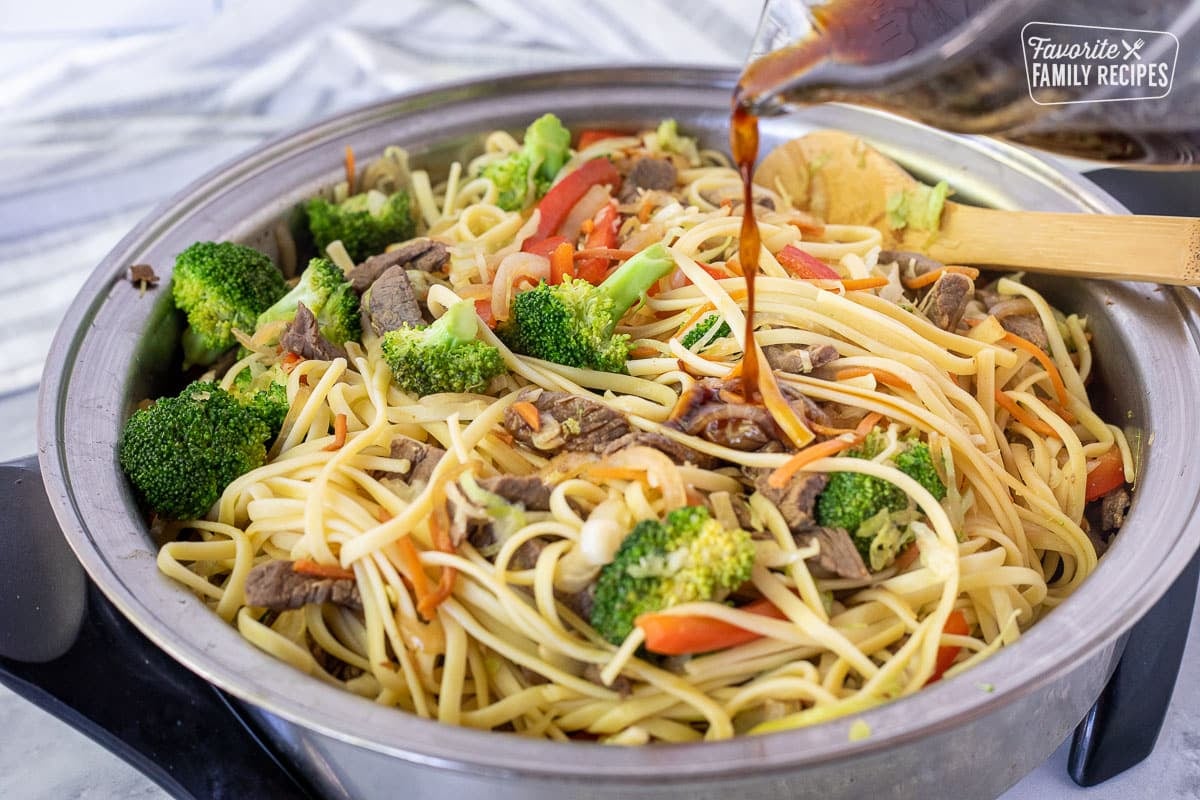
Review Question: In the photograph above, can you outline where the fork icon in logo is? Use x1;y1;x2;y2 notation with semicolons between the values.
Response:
1122;38;1145;60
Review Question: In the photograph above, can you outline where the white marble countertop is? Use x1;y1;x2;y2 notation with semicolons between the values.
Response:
2;2;1199;798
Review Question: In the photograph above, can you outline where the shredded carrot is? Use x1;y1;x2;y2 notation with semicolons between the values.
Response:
395;537;431;607
511;401;541;432
787;213;826;236
573;247;636;262
674;301;718;338
293;559;355;581
834;366;911;389
628;345;659;358
281;351;304;373
493;429;515;446
1003;331;1071;409
835;276;891;292
580;218;595;236
637;198;654;223
901;265;980;290
324;413;348;451
724;256;743;277
585;465;645;482
994;389;1058;438
417;499;456;619
344;146;356;195
768;411;883;489
375;506;392;523
550;241;575;285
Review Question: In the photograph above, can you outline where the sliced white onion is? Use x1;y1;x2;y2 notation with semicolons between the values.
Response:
556;183;611;242
492;252;550;321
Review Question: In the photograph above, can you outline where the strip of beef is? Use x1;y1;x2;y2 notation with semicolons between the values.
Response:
924;271;974;332
978;287;1049;349
764;343;840;374
504;388;633;455
244;560;362;611
389;435;445;485
1100;487;1131;532
666;378;782;451
280;301;347;361
618;157;677;203
748;469;869;579
363;265;425;335
478;474;554;511
796;527;870;580
348;238;449;292
997;312;1048;349
601;431;718;468
877;249;943;275
749;469;827;531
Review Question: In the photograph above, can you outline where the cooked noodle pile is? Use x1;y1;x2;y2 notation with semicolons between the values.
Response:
158;121;1132;743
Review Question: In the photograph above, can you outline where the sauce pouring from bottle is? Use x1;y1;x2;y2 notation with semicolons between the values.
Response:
730;104;762;403
727;102;816;448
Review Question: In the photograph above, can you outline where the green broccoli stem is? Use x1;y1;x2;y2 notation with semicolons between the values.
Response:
595;242;676;334
181;326;229;368
258;282;316;328
429;299;479;344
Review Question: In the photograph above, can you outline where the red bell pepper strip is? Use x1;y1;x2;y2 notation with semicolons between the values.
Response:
531;158;621;242
637;598;787;655
777;244;841;279
549;241;576;285
522;235;569;257
577;129;627;149
575;201;620;284
926;609;970;684
474;298;495;329
1085;447;1126;502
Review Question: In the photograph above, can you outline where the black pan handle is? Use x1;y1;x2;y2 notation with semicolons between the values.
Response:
0;456;316;800
1068;547;1200;786
1066;166;1200;787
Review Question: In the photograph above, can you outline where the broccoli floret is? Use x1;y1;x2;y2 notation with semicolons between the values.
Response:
498;242;676;373
380;299;505;396
306;189;415;263
893;441;947;501
230;363;289;438
171;242;288;368
815;470;906;537
680;313;732;350
118;381;273;519
814;433;947;564
590;506;755;645
256;257;361;345
481;113;572;211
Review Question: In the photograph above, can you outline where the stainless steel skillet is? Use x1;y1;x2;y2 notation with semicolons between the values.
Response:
6;66;1200;799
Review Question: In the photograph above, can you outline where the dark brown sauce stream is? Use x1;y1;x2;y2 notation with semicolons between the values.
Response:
731;105;761;403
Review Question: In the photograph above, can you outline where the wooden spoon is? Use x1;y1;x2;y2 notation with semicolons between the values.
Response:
754;130;1200;285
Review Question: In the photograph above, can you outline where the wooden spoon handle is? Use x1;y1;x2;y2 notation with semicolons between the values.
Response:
916;204;1200;285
